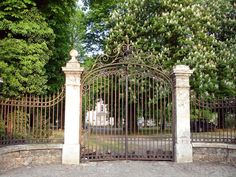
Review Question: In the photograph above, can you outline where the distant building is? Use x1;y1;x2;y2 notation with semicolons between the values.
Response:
86;99;114;126
137;117;156;127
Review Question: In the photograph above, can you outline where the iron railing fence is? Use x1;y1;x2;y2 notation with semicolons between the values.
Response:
0;88;65;146
190;95;236;144
81;61;173;161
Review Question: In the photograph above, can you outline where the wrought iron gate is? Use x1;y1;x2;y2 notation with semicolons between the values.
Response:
81;44;173;161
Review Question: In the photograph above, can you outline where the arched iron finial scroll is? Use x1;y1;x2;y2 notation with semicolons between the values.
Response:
89;42;163;71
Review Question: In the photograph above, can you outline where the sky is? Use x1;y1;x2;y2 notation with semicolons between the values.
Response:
77;0;85;8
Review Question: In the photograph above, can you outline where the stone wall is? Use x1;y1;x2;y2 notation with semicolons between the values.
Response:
0;143;236;173
192;143;236;165
0;144;62;173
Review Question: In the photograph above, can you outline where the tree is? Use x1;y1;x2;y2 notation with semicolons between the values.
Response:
34;0;78;92
105;0;236;97
214;0;236;96
0;0;55;97
83;0;123;53
69;8;87;60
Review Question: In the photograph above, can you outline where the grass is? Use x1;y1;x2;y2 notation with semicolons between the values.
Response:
46;128;236;148
81;133;173;153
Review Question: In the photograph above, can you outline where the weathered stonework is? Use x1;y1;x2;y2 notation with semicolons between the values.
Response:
62;49;84;165
171;65;193;163
192;143;236;165
0;143;235;173
0;144;62;173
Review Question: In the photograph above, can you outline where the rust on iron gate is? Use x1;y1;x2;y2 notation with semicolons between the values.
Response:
0;88;65;146
80;43;173;161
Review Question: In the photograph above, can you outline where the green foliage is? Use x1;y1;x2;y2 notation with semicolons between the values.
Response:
32;113;51;138
35;0;78;92
69;9;87;60
191;108;216;123
0;118;5;138
84;0;122;53
0;0;55;97
105;0;236;97
225;113;235;129
7;110;30;139
0;0;83;95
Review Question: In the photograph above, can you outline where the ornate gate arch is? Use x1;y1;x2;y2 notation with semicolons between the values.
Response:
81;44;173;161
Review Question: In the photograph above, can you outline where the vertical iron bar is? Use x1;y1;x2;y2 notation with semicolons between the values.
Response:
129;74;132;158
48;94;51;141
110;74;115;159
107;74;111;158
209;99;212;142
156;82;159;158
192;94;196;141
141;74;144;158
92;79;95;159
222;97;225;142
167;88;170;157
95;77;99;158
152;78;155;156
103;75;106;159
118;75;121;158
114;73;117;157
198;97;201;142
160;83;163;153
19;97;22;141
226;98;229;142
14;99;17;141
148;76;151;158
110;74;113;159
29;95;32;138
214;98;217;142
22;97;24;139
36;96;39;139
99;75;103;159
121;74;124;158
125;74;128;160
133;75;136;159
145;76;149;158
234;96;236;143
137;73;140;158
56;91;59;131
86;84;89;159
79;83;83;157
7;100;14;138
134;76;136;138
3;100;6;140
156;82;159;135
163;85;166;158
6;100;10;139
60;91;63;130
32;96;35;139
43;96;46;140
230;98;232;142
52;93;55;136
40;95;43;139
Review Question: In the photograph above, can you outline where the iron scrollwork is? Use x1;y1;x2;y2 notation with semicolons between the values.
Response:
81;42;171;87
88;42;163;71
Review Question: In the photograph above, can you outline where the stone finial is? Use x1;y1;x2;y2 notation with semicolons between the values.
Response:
62;49;83;70
69;49;78;62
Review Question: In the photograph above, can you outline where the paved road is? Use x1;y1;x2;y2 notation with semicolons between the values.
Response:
0;161;235;177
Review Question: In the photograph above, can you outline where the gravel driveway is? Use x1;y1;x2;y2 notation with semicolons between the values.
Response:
0;161;235;177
